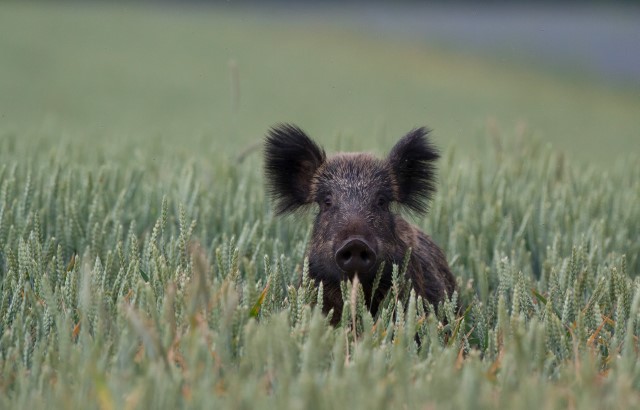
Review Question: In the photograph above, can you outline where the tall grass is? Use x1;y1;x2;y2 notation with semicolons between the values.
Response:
1;128;639;409
1;4;640;407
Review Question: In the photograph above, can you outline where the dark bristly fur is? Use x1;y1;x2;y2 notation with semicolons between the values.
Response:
264;123;456;325
387;127;440;215
264;124;326;215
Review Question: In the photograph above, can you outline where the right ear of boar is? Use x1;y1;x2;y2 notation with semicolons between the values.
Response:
387;127;440;215
264;123;326;214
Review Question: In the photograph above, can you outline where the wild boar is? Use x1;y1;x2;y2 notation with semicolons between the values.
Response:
264;124;456;324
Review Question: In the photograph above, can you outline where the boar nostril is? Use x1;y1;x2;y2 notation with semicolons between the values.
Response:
335;238;377;275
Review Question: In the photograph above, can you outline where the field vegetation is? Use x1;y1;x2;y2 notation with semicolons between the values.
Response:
1;3;639;409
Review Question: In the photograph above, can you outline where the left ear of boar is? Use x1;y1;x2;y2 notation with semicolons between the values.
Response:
264;123;327;214
387;127;440;215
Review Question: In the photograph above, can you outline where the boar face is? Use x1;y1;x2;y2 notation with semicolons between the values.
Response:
309;153;396;283
264;124;440;288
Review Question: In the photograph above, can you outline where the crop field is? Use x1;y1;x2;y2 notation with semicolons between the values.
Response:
1;3;640;409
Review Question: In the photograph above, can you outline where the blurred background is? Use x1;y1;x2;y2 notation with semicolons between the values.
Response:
1;1;639;163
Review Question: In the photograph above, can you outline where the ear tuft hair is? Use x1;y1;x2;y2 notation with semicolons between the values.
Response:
264;124;326;214
387;127;440;215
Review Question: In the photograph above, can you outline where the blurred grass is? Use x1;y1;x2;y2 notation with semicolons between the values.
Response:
1;117;639;409
1;2;639;162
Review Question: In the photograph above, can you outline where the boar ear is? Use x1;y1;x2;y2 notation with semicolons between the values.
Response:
264;124;326;214
387;127;440;214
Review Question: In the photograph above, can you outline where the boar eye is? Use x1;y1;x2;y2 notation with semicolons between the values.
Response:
322;194;333;211
377;195;388;208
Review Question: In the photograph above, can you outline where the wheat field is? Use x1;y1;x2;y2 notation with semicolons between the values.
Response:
1;3;640;409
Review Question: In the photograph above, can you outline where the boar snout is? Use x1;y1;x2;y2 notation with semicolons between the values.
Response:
335;237;377;277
